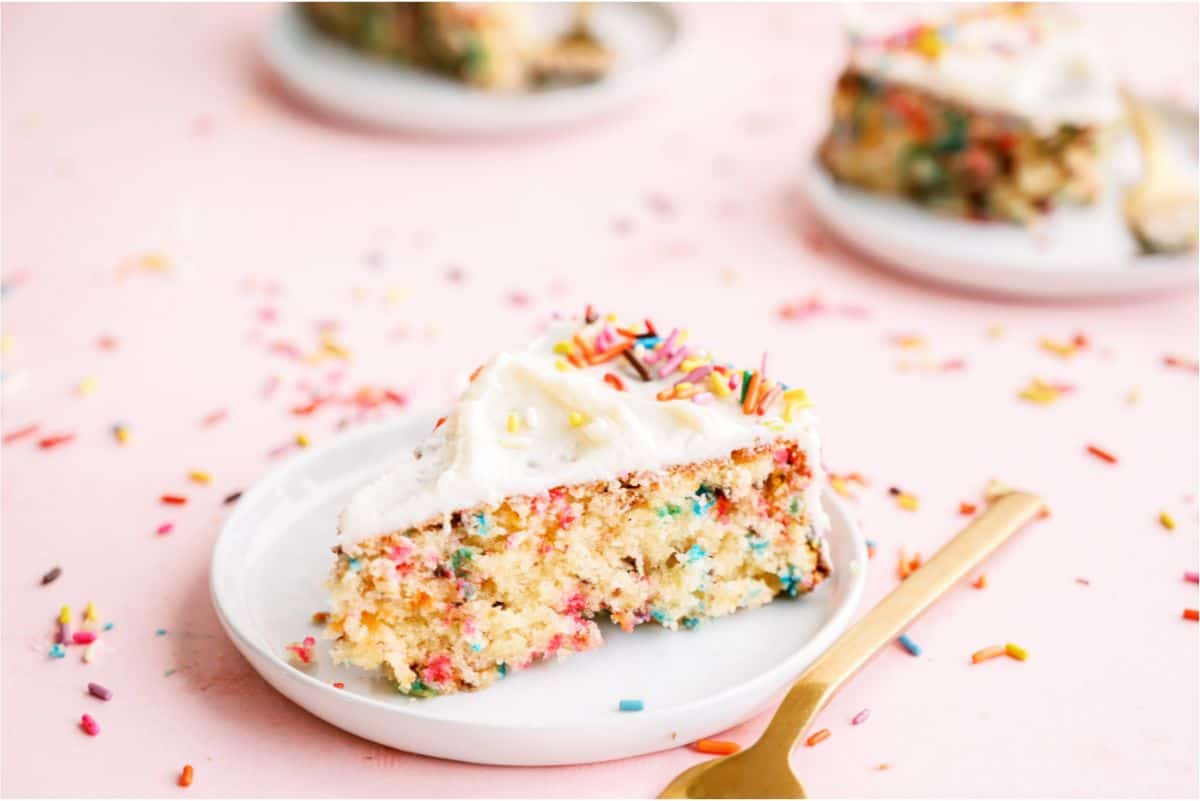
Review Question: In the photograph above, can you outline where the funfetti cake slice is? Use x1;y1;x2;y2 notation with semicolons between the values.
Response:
819;4;1121;223
326;310;831;696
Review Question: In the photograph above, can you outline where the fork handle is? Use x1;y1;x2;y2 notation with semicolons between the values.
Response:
754;491;1045;760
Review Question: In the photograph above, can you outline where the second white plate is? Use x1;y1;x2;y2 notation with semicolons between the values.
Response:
262;4;684;136
210;415;867;766
801;102;1198;300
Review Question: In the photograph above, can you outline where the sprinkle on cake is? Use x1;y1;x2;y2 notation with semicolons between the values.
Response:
326;309;831;695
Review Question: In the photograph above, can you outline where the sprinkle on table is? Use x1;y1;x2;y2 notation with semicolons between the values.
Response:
895;492;919;511
179;764;195;788
223;490;243;505
73;631;96;645
693;739;740;755
161;494;187;505
972;575;988;590
959;502;977;515
38;433;75;449
3;422;40;444
40;566;62;585
898;634;921;656
1184;571;1199;584
80;714;100;736
87;682;113;701
1159;511;1176;531
1004;643;1029;661
296;432;311;448
618;699;644;712
805;728;831;747
188;470;212;485
851;708;871;725
1184;609;1199;622
1085;444;1118;464
971;645;1006;664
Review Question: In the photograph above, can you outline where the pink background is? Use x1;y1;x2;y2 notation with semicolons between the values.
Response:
3;3;1198;797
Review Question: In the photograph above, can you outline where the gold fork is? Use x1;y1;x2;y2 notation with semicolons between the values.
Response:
660;491;1045;799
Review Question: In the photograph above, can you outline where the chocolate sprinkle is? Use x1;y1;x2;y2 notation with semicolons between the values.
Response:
41;566;62;585
622;348;651;381
223;491;243;505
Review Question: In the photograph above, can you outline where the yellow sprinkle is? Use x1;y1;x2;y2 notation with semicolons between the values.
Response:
189;470;212;485
77;376;99;397
679;358;703;374
296;433;310;448
320;335;350;360
554;358;572;372
84;602;97;622
1126;388;1141;405
894;335;927;350
1039;337;1078;358
913;25;943;59
139;252;171;272
897;492;919;511
708;371;731;398
568;411;586;428
553;341;575;356
677;329;690;345
506;412;521;434
830;476;852;499
986;324;1005;340
115;426;131;444
605;313;618;322
1004;643;1029;661
59;605;71;624
783;388;810;404
1159;510;1176;531
1018;378;1060;405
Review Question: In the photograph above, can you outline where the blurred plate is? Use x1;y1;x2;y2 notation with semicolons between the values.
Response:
211;415;866;765
802;98;1198;300
262;4;683;135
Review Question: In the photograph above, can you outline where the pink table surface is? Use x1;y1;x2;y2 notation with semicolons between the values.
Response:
3;3;1198;797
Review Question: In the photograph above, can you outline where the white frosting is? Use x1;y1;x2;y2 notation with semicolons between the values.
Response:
845;4;1121;134
340;319;824;544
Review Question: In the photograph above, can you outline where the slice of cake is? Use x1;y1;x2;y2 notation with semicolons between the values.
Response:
818;4;1121;223
302;3;614;92
326;310;830;696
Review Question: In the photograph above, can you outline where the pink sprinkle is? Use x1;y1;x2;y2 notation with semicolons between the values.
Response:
658;346;692;378
87;682;113;701
156;522;174;535
691;392;713;405
1185;571;1199;584
57;622;71;644
852;708;871;725
73;631;96;645
676;364;710;386
644;329;679;364
729;373;740;391
80;713;100;736
774;448;791;464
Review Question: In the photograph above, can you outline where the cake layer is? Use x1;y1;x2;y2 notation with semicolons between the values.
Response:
328;440;828;695
819;68;1104;223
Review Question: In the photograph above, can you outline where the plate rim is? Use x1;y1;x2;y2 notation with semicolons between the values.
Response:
260;3;688;135
210;413;867;741
800;157;1198;300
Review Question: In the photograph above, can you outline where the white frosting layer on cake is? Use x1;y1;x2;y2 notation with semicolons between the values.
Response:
845;4;1121;134
340;319;825;544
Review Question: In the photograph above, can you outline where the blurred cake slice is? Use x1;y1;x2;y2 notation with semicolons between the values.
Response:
326;311;830;695
819;4;1121;223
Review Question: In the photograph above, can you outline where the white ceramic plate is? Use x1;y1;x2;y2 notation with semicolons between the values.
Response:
210;415;867;766
261;4;683;135
802;101;1199;300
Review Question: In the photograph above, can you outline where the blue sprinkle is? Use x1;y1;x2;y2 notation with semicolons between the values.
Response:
470;643;483;652
779;565;804;597
155;628;168;636
49;643;66;659
637;335;661;349
474;512;492;535
650;609;669;624
348;558;363;572
685;544;707;563
865;539;878;550
681;617;700;630
748;535;769;553
898;634;922;656
497;663;508;676
164;668;177;677
103;622;114;631
618;698;644;712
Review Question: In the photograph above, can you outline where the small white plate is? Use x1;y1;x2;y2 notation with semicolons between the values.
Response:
802;103;1198;300
210;415;867;766
261;4;684;135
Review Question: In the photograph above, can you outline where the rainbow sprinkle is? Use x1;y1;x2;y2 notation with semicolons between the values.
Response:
898;634;921;656
618;699;644;712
